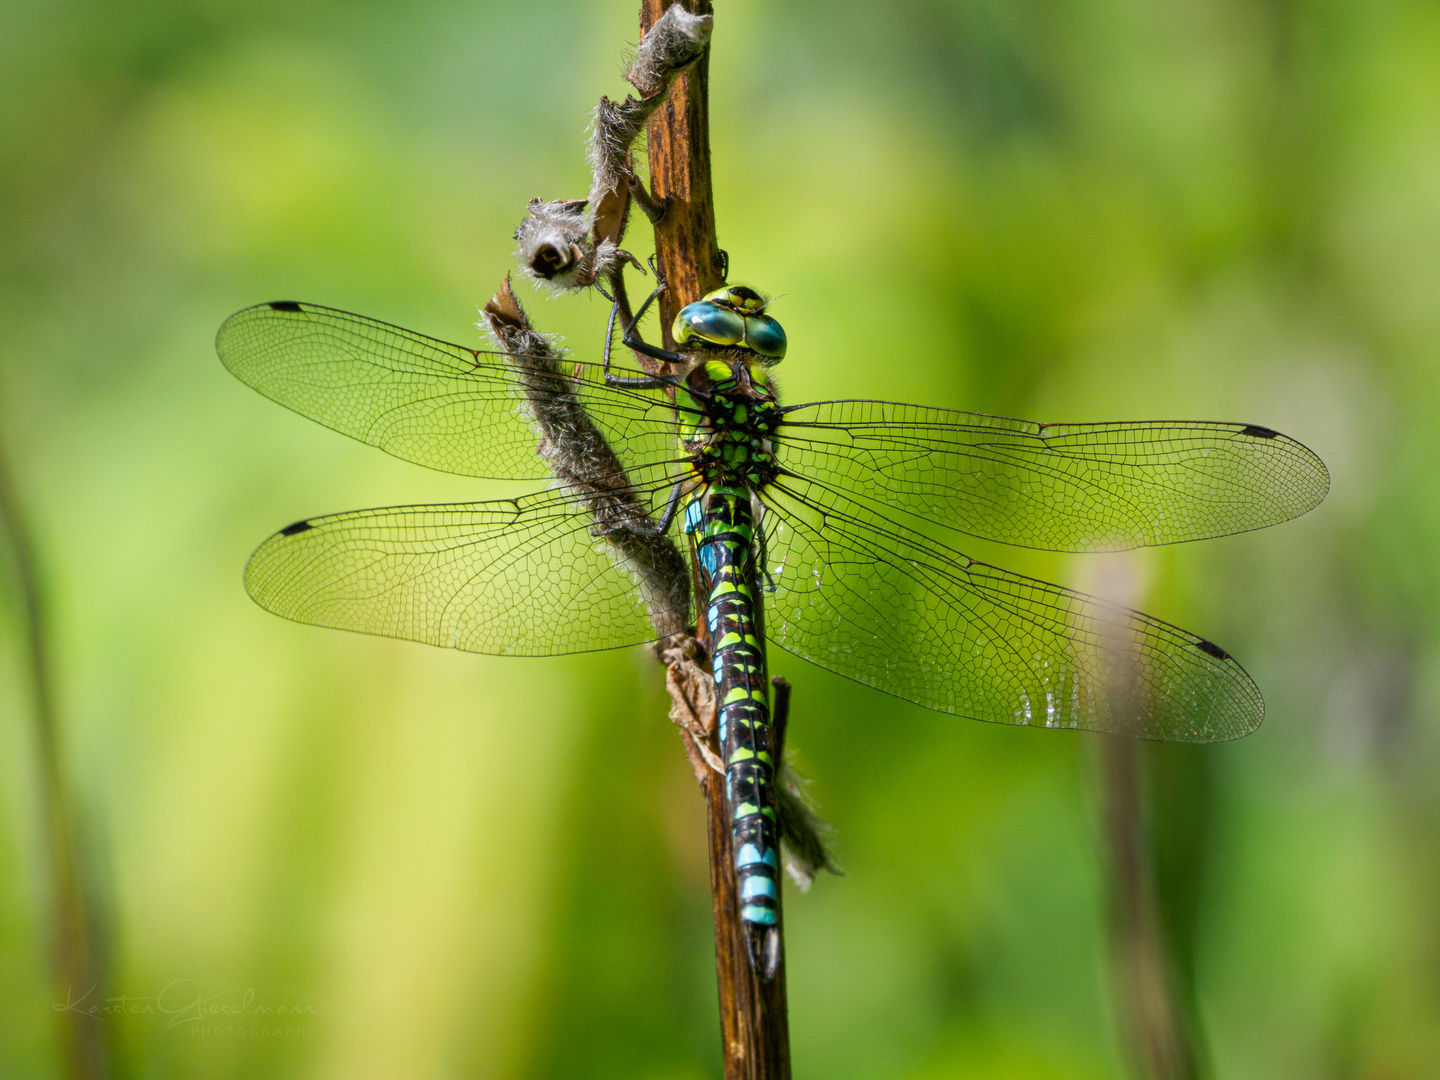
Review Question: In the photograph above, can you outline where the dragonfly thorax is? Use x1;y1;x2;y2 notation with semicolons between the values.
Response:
678;355;783;490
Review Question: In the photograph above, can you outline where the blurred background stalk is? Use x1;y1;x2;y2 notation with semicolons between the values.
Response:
0;434;113;1080
1100;736;1208;1080
1085;550;1212;1080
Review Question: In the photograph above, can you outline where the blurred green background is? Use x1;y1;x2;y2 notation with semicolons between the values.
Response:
2;0;1437;1076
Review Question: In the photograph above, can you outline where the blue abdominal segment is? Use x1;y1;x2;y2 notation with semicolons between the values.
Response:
690;486;781;940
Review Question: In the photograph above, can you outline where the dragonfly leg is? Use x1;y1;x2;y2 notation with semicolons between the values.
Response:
751;499;777;593
647;477;686;535
757;524;778;594
594;476;685;538
603;282;682;388
759;564;778;593
618;280;689;368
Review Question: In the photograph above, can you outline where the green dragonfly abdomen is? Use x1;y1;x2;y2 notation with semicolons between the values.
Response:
686;486;781;960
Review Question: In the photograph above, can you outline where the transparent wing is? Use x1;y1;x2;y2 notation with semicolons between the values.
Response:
244;486;689;656
759;476;1262;742
777;400;1329;551
217;301;682;481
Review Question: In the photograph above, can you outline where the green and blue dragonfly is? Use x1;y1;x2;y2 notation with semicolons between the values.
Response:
217;281;1327;974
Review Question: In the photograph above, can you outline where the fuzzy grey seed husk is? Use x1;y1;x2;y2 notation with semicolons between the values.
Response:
626;5;713;96
514;199;619;292
588;95;657;204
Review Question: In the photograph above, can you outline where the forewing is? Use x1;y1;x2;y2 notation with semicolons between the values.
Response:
778;401;1329;551
759;477;1262;742
244;488;687;656
217;301;678;480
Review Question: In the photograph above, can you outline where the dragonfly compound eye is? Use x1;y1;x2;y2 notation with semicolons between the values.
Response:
674;301;746;348
743;315;787;360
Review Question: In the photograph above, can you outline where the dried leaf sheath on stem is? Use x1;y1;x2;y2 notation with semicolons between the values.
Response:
483;278;690;640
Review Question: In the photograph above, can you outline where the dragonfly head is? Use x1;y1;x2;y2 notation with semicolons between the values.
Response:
673;285;787;362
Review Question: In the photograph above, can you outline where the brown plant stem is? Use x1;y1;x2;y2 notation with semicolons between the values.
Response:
639;0;726;349
638;1;791;1075
0;438;111;1080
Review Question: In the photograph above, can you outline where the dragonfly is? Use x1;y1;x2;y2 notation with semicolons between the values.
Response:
216;280;1328;976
